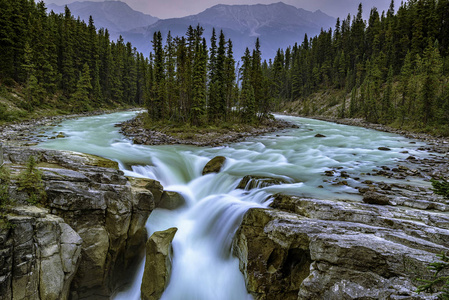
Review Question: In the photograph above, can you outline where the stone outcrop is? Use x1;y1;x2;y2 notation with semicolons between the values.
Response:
237;175;290;190
234;194;449;299
1;147;160;299
362;191;391;205
202;156;226;175
141;227;178;300
159;191;186;210
0;206;82;300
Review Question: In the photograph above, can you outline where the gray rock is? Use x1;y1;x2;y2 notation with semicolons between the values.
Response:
2;206;82;300
202;156;226;175
363;191;391;205
159;191;186;210
1;147;156;299
237;175;289;190
234;195;448;299
141;227;178;300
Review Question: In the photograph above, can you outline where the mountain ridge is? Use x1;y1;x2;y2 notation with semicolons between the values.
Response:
45;1;335;59
122;2;335;59
46;1;159;33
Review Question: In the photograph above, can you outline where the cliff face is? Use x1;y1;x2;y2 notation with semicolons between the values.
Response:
233;195;449;299
0;206;82;300
1;147;161;299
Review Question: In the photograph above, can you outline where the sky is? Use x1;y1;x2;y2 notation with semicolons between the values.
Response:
43;0;394;20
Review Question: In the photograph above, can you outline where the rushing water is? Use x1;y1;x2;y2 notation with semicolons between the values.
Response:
37;111;429;300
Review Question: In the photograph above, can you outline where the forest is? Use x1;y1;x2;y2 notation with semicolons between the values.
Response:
1;0;449;134
0;0;267;126
268;0;449;134
0;0;151;118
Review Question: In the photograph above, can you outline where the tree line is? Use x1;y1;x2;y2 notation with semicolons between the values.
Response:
0;0;273;126
267;0;449;133
0;0;152;115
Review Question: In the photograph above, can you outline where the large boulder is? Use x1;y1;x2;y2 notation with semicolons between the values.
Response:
202;156;226;175
234;195;448;299
141;227;178;300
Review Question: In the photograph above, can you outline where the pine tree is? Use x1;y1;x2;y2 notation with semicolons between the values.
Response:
420;41;443;126
224;39;236;118
398;51;412;126
149;31;165;120
165;31;177;119
72;63;92;111
381;66;394;123
240;48;256;122
22;42;44;111
191;37;207;125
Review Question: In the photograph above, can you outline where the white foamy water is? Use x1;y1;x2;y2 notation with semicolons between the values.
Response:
37;111;429;300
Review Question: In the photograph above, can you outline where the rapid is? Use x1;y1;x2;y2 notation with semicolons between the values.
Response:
37;111;428;300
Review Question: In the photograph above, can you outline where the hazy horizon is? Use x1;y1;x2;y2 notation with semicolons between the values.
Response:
42;0;394;20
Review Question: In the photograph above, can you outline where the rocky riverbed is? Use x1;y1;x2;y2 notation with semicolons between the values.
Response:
1;112;449;299
0;109;140;147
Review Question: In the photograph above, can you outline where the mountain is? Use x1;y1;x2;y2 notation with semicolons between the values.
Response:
46;1;158;33
121;2;336;59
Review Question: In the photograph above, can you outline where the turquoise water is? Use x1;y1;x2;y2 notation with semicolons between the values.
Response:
38;111;428;300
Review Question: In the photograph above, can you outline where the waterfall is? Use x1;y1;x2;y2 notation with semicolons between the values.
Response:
37;111;428;300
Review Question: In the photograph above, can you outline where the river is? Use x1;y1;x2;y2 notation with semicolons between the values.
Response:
37;111;429;300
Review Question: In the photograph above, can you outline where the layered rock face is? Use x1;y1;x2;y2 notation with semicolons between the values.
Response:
234;195;449;299
2;147;158;299
0;206;82;300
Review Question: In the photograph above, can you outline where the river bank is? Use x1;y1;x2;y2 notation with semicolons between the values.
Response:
312;116;449;154
0;108;142;147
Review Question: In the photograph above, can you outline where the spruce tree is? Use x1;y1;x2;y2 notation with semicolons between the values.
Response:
72;63;92;111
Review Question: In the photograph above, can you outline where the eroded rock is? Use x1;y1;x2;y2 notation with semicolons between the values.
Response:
159;191;186;210
234;195;448;299
237;175;290;190
202;156;226;175
362;191;391;205
141;227;178;300
1;206;82;300
2;147;156;299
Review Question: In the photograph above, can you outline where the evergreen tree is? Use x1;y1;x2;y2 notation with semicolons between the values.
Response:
72;63;92;111
224;39;236;118
165;31;177;118
149;31;165;120
240;48;256;122
191;36;207;125
420;41;443;126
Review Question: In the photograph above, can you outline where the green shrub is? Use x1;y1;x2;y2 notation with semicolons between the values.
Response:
0;165;11;206
431;178;449;199
17;156;46;205
0;165;14;229
417;252;449;299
